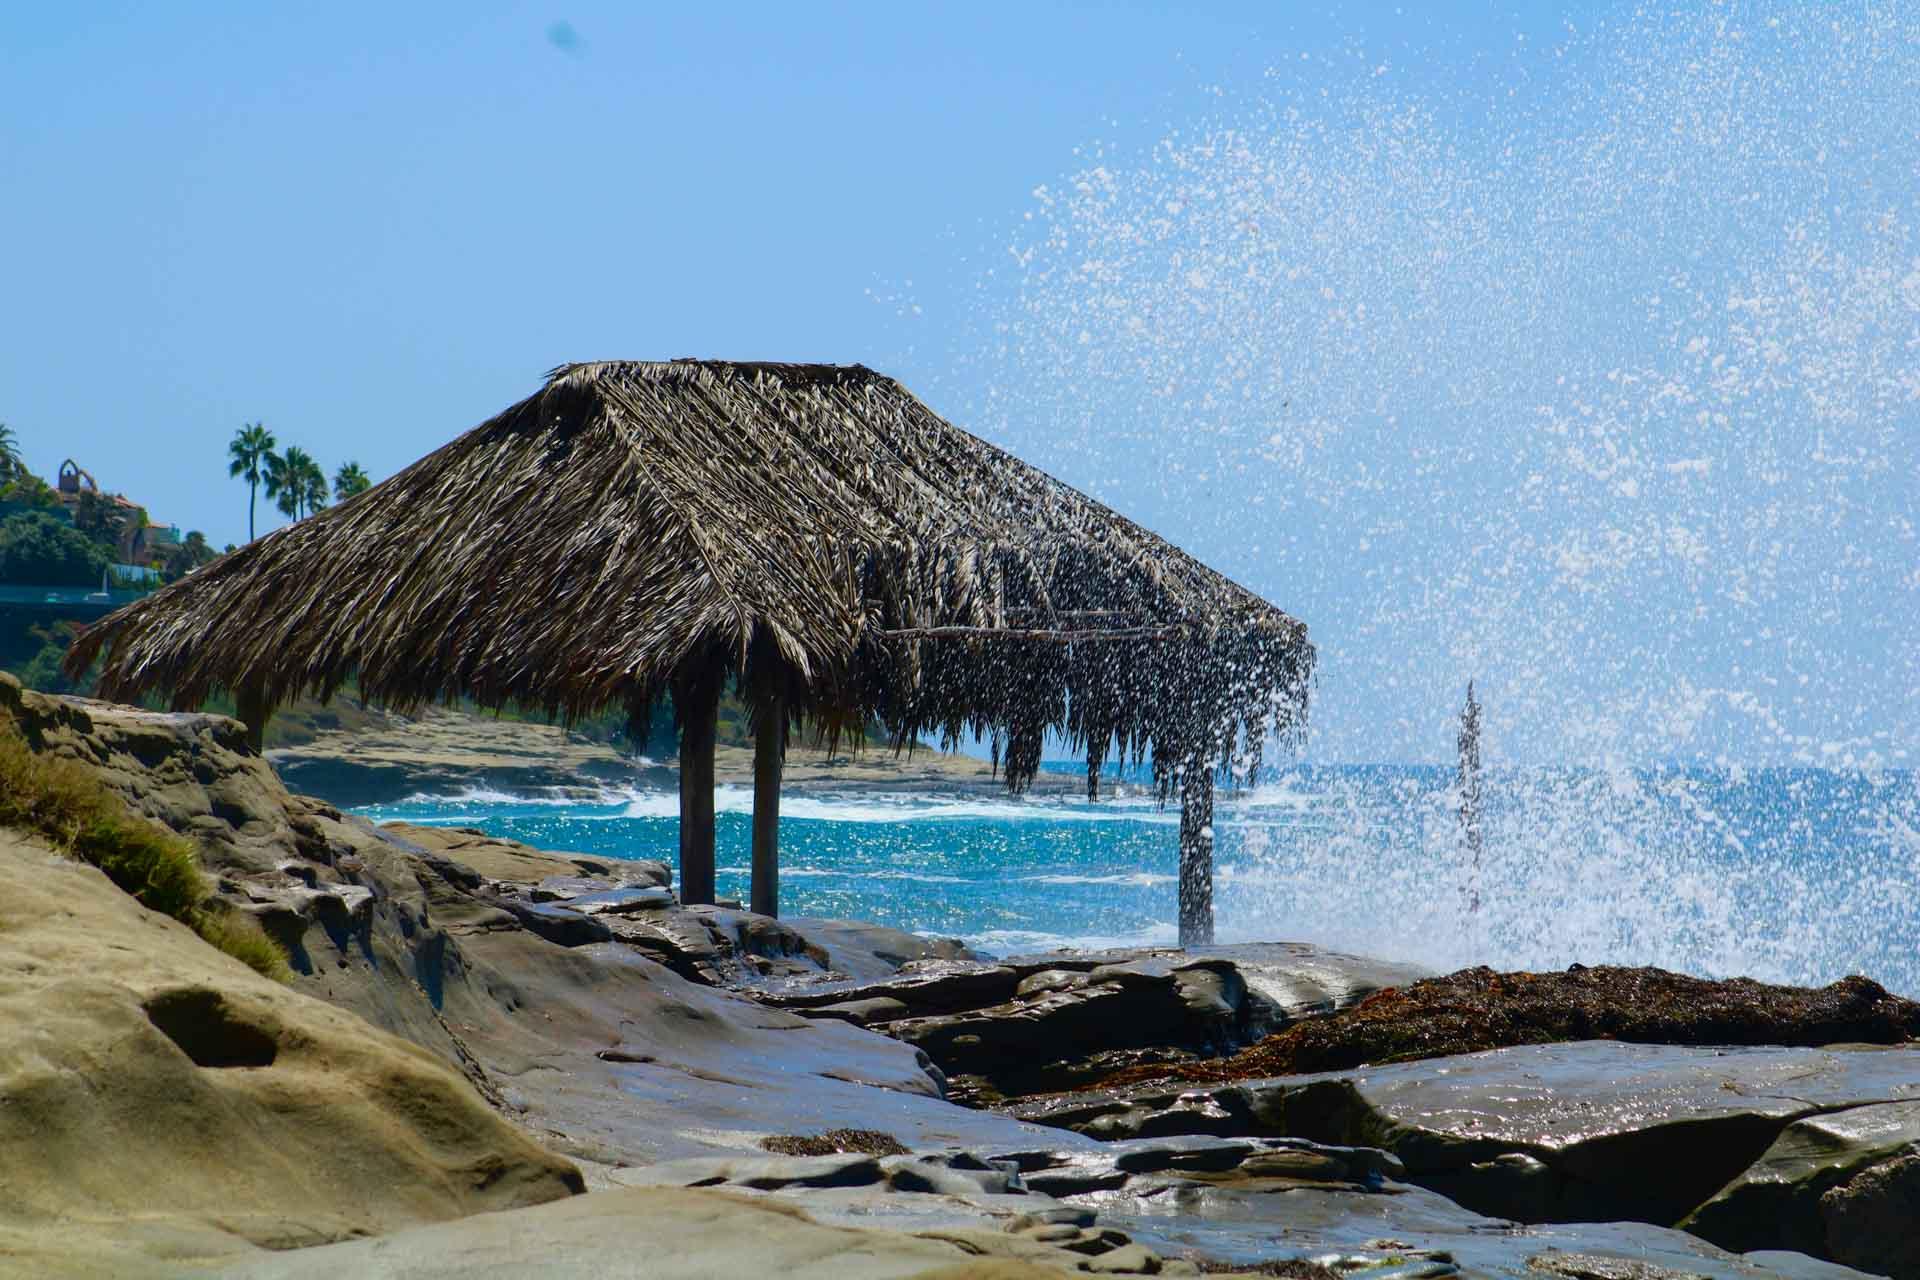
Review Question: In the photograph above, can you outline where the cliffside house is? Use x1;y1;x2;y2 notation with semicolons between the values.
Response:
53;458;177;567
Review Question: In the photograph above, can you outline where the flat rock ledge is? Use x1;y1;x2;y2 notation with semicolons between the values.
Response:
1007;1039;1920;1278
583;1132;1871;1280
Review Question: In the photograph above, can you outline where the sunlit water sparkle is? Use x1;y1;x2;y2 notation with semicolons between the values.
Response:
364;760;1919;996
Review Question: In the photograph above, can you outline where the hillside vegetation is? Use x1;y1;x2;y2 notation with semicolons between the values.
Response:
0;700;288;979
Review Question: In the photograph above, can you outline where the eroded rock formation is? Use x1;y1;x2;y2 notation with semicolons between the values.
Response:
0;827;581;1272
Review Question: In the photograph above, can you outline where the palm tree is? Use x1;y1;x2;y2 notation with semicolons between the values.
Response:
299;455;329;517
164;530;216;579
181;529;212;565
0;422;22;481
263;448;295;520
333;461;371;502
227;423;277;541
269;446;327;520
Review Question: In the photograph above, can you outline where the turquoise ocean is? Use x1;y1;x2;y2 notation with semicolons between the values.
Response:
363;762;1920;997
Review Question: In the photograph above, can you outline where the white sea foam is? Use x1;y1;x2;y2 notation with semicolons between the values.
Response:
380;783;632;810
1017;872;1175;887
596;785;1177;827
718;865;976;885
1221;767;1920;995
965;924;1179;957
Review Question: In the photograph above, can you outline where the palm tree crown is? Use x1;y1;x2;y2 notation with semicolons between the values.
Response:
268;447;306;520
333;461;371;502
266;446;331;521
0;422;24;481
227;423;277;541
299;455;329;517
261;449;290;519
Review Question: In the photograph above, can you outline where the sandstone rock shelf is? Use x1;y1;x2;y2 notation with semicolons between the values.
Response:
0;826;582;1274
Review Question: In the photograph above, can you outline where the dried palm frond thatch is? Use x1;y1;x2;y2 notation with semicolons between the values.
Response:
69;360;1313;940
67;361;1312;801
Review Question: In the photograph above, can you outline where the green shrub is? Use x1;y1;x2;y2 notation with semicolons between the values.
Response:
74;808;206;922
0;719;292;980
0;510;112;585
193;907;293;983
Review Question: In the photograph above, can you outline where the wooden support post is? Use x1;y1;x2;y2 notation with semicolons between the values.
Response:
675;667;722;906
235;686;274;754
1178;763;1215;948
750;691;784;918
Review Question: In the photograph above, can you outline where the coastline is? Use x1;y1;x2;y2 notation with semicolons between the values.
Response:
264;704;1098;809
3;681;1913;1279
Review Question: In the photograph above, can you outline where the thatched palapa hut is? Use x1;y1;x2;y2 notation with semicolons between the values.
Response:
67;361;1312;944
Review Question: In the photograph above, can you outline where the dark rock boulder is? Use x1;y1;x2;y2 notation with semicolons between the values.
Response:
756;943;1425;1107
884;956;1247;1104
1682;1098;1920;1278
764;960;1028;1015
1820;1150;1920;1279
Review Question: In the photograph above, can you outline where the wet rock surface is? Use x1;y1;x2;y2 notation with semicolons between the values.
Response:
757;942;1427;1106
1682;1098;1920;1276
606;1130;1870;1280
1009;1040;1919;1276
1095;1175;1872;1280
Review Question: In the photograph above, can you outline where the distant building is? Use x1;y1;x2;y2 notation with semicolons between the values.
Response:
53;458;179;566
121;518;180;566
55;459;98;503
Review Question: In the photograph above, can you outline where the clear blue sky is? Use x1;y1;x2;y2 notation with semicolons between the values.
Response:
4;3;1914;764
1;0;1582;541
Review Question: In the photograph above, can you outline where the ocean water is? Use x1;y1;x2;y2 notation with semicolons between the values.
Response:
362;760;1920;997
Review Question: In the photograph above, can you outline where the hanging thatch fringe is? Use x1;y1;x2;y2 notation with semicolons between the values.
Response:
66;360;1313;797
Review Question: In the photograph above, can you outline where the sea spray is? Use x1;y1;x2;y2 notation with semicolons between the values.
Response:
961;4;1916;757
945;3;1917;985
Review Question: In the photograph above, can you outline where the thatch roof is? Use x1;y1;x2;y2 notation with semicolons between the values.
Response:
68;360;1312;795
